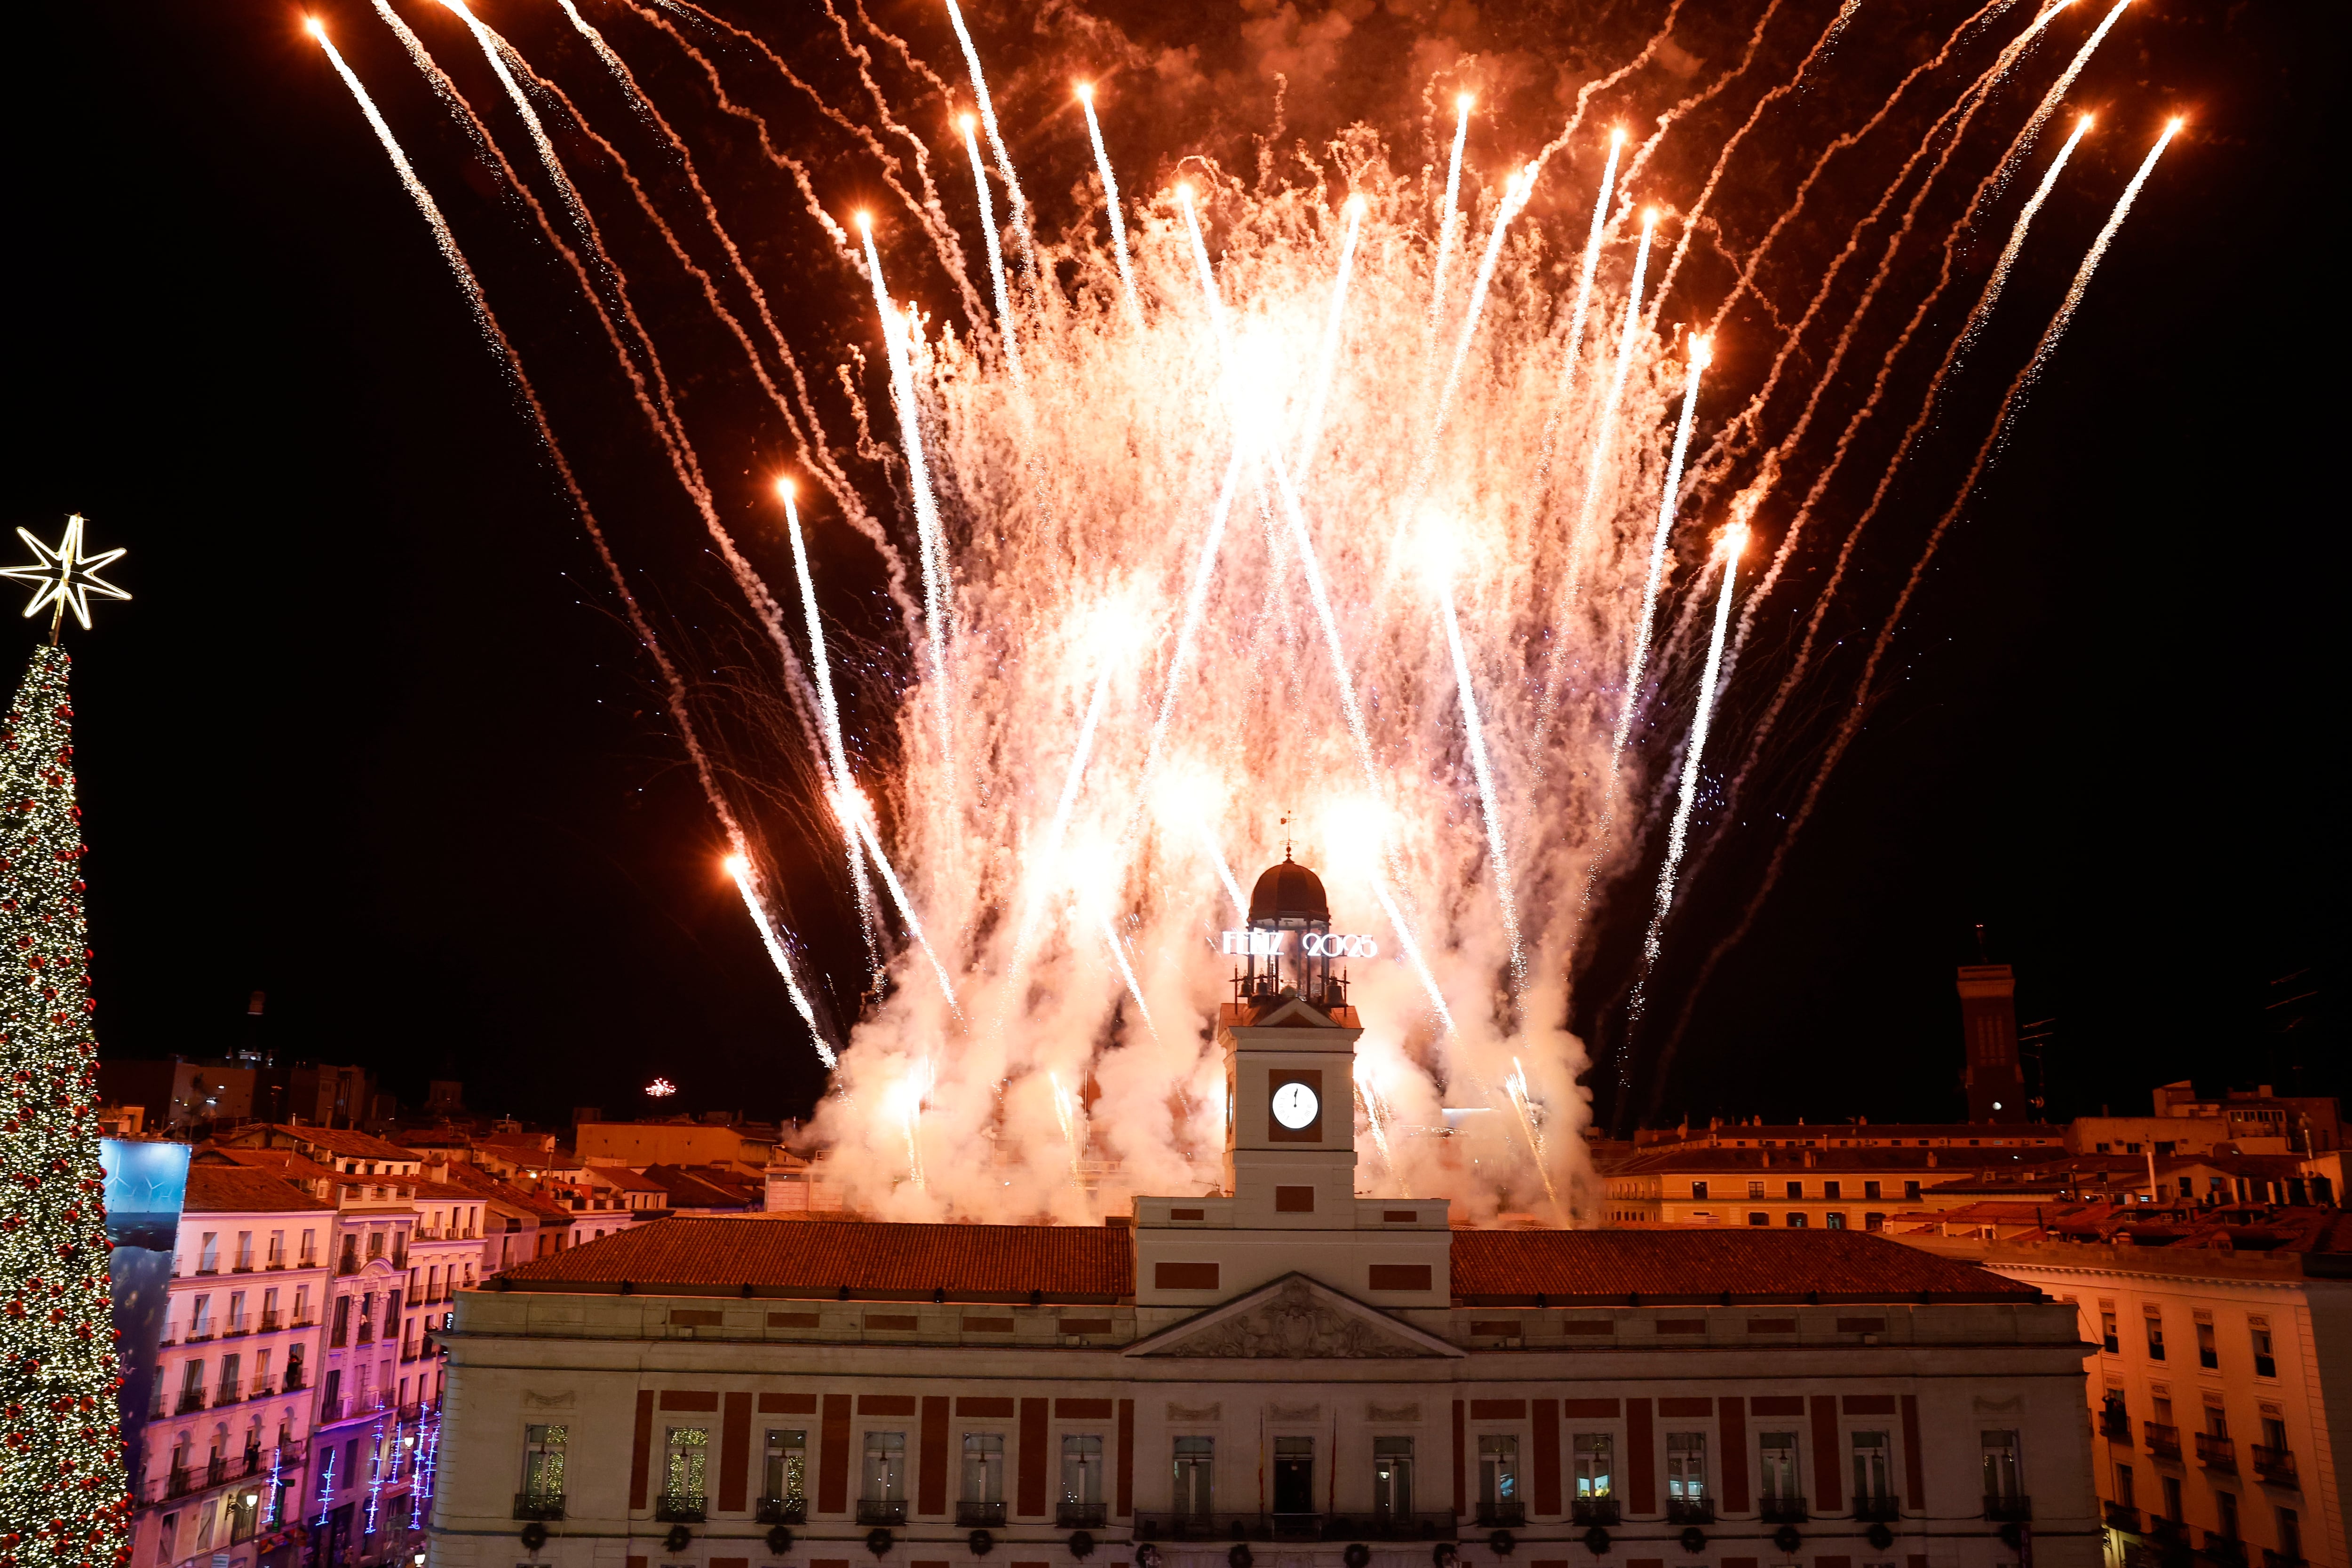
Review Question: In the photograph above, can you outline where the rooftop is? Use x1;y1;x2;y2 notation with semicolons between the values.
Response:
238;1124;424;1164
493;1218;2038;1306
183;1164;336;1215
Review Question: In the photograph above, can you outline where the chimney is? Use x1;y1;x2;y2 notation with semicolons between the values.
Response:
1957;950;2024;1125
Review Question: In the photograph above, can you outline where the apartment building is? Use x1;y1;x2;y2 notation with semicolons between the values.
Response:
1594;1145;1994;1230
130;1164;335;1568
1891;1203;2350;1568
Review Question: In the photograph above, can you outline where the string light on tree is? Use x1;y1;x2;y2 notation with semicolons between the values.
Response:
0;515;133;1568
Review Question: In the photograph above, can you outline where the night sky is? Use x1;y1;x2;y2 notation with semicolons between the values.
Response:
9;0;2334;1134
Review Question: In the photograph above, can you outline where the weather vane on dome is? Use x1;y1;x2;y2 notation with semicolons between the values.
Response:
2;515;130;642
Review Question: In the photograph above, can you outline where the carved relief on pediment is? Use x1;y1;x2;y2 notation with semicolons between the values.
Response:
1148;1275;1449;1359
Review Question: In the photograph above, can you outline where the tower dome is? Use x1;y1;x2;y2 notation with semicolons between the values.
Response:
1248;854;1329;925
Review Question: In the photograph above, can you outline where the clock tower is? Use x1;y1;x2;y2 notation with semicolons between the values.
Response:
1131;855;1452;1309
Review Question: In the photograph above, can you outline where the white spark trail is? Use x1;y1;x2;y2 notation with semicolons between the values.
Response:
1138;446;1246;800
1979;0;2132;208
858;221;956;788
1099;917;1157;1038
850;810;963;1021
961;119;1024;390
1426;95;1472;353
1293;196;1365;479
1640;530;1744;971
944;0;1035;278
729;856;839;1069
1532;132;1624;492
1576;341;1707;916
1955;113;2094;364
1078;87;1140;325
1408;160;1540;526
783;484;882;981
1435;548;1524;985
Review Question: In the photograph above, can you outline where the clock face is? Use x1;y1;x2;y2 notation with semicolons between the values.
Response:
1271;1081;1320;1131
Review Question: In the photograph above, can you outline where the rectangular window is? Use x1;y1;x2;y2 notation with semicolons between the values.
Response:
1786;1181;1804;1200
1666;1433;1707;1504
1981;1430;2020;1501
1826;1212;1847;1230
2114;1463;2135;1509
2161;1475;2182;1524
1374;1437;1414;1518
1062;1434;1104;1514
1863;1180;1882;1201
1758;1433;1798;1501
2197;1320;2219;1370
1690;1181;1708;1201
299;1229;316;1266
1786;1212;1808;1228
665;1426;709;1505
862;1432;905;1501
1748;1212;1770;1227
1824;1181;1843;1200
2276;1507;2301;1564
2249;1317;2276;1378
198;1234;219;1274
1747;1180;1765;1199
766;1429;807;1509
960;1433;1003;1504
235;1232;254;1269
216;1353;240;1403
1477;1435;1519;1520
1172;1436;1214;1516
1904;1181;1922;1201
522;1425;567;1503
1864;1213;1886;1232
1273;1436;1315;1517
2101;1310;2120;1354
1851;1432;1892;1505
1573;1434;1613;1499
190;1297;212;1339
2216;1490;2239;1542
228;1291;246;1331
2145;1308;2166;1361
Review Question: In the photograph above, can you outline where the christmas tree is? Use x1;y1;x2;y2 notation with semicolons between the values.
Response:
0;518;133;1568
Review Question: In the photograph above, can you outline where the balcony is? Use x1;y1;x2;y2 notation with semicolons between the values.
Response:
1668;1498;1715;1526
1852;1495;1900;1522
2251;1446;2296;1487
2099;1410;2134;1442
1759;1496;1809;1524
655;1490;707;1524
315;1398;343;1423
2145;1423;2182;1461
215;1385;240;1408
283;1370;305;1392
259;1311;282;1332
1134;1512;1456;1543
1059;1503;1108;1529
165;1468;195;1500
204;1457;229;1488
1477;1502;1527;1528
855;1500;907;1526
513;1491;565;1522
1984;1495;2033;1522
956;1502;1005;1528
2103;1502;2141;1533
2202;1533;2246;1568
2195;1434;2238;1473
175;1392;206;1415
1572;1497;1622;1527
336;1256;361;1276
759;1496;809;1525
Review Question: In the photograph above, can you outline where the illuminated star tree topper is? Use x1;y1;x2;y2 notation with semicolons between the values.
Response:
0;516;130;642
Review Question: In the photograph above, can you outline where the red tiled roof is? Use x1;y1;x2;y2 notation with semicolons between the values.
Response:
199;1146;342;1184
495;1218;2035;1305
498;1217;1136;1302
184;1165;336;1214
236;1125;423;1163
1449;1227;2040;1304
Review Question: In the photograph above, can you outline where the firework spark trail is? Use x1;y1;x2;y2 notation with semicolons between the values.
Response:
1610;0;1795;228
1199;818;1248;923
1636;528;1745;989
1099;917;1157;1038
312;21;841;1069
1136;446;1246;809
818;0;967;256
1690;0;2047;471
1426;95;1472;358
1651;123;2176;1092
858;219;957;791
618;0;852;254
549;0;906;603
781;481;883;981
1503;1057;1566;1222
1703;98;2107;850
437;0;824;760
851;0;957;109
1412;160;1540;512
1368;870;1458;1036
945;0;1036;280
995;657;1117;1034
652;0;985;326
1078;85;1141;325
959;116;1025;391
728;855;839;1068
1292;194;1365;479
1975;0;2132;212
1354;1073;1400;1188
1434;542;1525;987
1573;338;1709;924
1645;0;1865;328
1528;129;1624;504
1531;211;1656;751
850;810;964;1021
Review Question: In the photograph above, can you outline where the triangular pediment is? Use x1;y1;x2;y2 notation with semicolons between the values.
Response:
1125;1272;1463;1360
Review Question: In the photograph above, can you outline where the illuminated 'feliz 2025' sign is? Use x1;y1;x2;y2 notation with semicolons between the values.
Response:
1220;928;1383;958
